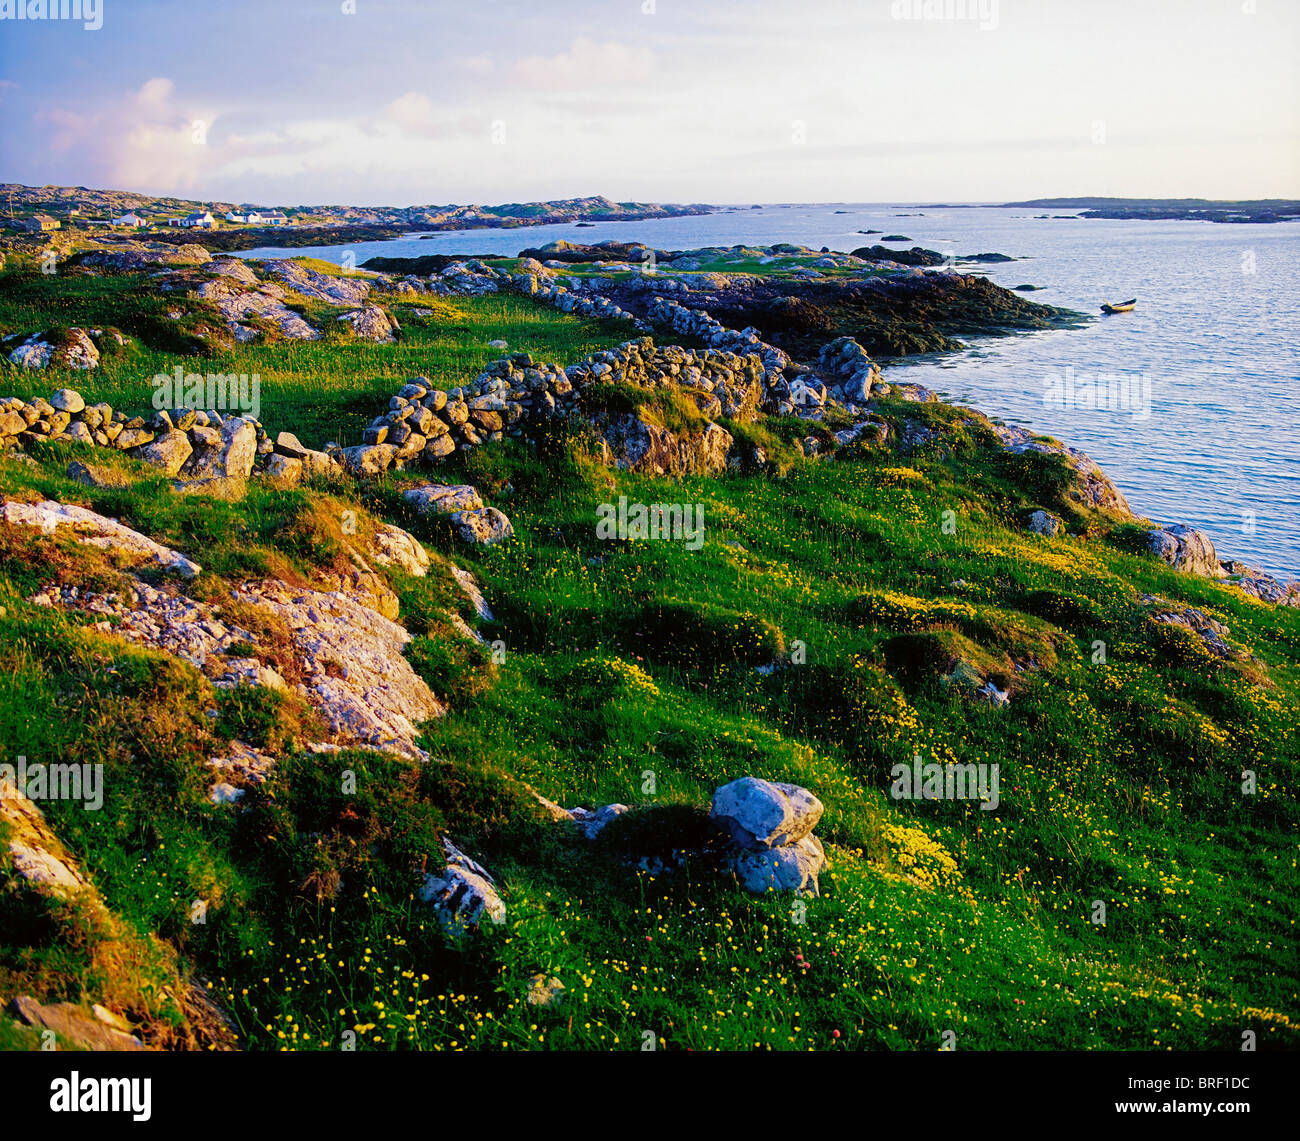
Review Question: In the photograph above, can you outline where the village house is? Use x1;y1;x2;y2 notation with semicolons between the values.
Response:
13;214;61;233
114;212;148;228
260;211;287;225
181;211;216;229
225;210;247;223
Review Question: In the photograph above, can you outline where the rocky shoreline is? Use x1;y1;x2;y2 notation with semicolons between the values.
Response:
2;236;1295;595
2;238;1296;603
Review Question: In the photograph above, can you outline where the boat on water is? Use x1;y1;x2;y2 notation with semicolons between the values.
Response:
1100;298;1137;314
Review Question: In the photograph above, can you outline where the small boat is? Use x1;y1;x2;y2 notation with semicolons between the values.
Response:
1100;298;1137;314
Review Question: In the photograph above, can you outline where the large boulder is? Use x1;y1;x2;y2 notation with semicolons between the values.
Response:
261;453;302;488
181;417;257;480
131;429;194;476
7;329;100;371
420;837;505;937
599;410;733;476
366;523;430;577
299;447;340;478
1148;523;1224;578
337;305;396;343
49;388;86;413
730;834;826;897
273;430;308;459
1027;509;1063;537
339;442;397;476
451;506;514;545
402;483;483;515
711;777;823;851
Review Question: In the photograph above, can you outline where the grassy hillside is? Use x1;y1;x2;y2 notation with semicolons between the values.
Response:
0;257;1296;1052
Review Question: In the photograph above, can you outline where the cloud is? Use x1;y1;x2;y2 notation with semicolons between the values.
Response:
385;92;437;134
513;38;652;91
380;91;481;139
34;77;217;192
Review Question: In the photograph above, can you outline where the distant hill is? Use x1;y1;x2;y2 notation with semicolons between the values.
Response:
1001;196;1300;223
0;183;712;233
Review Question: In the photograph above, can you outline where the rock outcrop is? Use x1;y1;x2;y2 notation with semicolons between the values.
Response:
1028;509;1064;536
1141;594;1240;659
76;242;212;270
420;836;506;937
2;499;202;576
6;328;102;371
9;995;149;1052
1147;523;1225;578
261;259;373;306
993;423;1133;516
336;304;397;343
8;503;453;763
1220;561;1300;607
1;784;95;900
597;410;734;477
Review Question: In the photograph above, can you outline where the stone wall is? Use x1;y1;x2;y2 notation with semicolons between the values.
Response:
0;387;338;485
342;335;774;476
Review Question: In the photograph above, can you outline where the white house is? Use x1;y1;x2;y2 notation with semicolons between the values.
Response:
114;212;148;228
181;211;215;229
260;211;287;225
243;211;264;225
225;211;247;223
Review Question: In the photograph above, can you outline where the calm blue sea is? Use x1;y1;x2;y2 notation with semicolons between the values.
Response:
241;204;1300;579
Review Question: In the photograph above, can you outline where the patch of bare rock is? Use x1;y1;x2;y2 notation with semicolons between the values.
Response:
3;502;464;775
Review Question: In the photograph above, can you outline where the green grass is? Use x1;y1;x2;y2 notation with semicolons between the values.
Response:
0;260;1296;1052
0;264;639;447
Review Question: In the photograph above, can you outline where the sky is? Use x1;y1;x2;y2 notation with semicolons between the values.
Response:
0;0;1296;206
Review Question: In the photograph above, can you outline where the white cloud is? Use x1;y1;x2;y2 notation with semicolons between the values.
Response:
35;77;217;193
513;38;653;91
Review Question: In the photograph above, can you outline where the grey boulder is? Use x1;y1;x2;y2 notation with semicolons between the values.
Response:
730;834;826;897
711;776;823;851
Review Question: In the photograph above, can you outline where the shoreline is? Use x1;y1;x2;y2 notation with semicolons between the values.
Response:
5;223;1294;581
